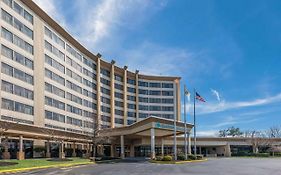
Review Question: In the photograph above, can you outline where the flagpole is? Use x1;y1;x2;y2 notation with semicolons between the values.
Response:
193;88;197;157
173;85;177;161
184;85;187;160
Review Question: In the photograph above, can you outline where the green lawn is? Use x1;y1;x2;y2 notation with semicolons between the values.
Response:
0;158;92;171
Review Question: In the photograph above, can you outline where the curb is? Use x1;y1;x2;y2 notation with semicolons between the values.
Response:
0;161;95;174
149;159;208;164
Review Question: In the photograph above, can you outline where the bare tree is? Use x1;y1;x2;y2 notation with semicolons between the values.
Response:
244;130;269;153
266;126;281;138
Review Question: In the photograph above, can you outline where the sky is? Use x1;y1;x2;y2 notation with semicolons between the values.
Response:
33;0;281;137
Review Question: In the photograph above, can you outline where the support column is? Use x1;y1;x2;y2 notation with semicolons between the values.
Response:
161;137;164;157
130;145;135;157
96;53;102;129
135;70;139;122
225;143;231;157
2;139;10;160
72;142;76;157
46;141;51;158
199;146;202;155
17;135;25;160
110;60;115;128
110;144;115;157
59;141;65;159
151;128;155;159
188;132;191;154
123;66;128;126
120;135;125;159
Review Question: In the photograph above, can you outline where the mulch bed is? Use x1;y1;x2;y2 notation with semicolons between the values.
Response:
0;162;18;166
47;158;73;162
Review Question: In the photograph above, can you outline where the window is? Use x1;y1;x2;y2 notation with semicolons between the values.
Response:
1;9;13;25
149;82;161;88
162;98;174;104
139;105;148;111
139;89;148;95
45;110;65;123
149;90;161;96
139;97;148;103
162;91;173;96
1;45;13;59
1;63;13;76
2;98;14;110
127;79;136;85
115;83;123;90
127;95;136;101
149;98;161;103
1;27;13;42
115;109;124;116
101;68;110;77
115;74;123;82
149;106;161;111
115;118;124;124
162;106;174;111
24;10;33;24
3;0;12;7
115;92;123;99
139;81;148;87
13;2;23;16
101;87;110;95
1;80;13;93
128;103;136;109
127;87;136;93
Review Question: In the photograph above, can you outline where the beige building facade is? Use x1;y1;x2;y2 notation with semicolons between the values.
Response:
0;0;185;159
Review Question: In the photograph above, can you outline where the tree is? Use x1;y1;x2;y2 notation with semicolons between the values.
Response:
218;126;243;137
244;130;269;153
266;126;281;138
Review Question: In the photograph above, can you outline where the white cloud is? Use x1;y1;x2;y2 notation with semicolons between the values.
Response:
196;92;281;115
211;89;221;102
32;0;67;28
196;130;218;137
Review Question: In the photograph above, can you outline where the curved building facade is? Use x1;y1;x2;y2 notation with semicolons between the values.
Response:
0;0;181;135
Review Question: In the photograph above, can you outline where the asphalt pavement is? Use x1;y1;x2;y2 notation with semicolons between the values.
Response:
10;157;281;175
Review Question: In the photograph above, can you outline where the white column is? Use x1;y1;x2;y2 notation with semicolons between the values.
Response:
19;135;23;152
151;128;155;159
188;132;191;154
120;135;125;159
161;137;164;157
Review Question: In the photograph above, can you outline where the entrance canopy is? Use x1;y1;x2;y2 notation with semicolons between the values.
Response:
99;116;193;138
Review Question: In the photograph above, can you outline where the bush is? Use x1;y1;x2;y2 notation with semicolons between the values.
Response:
188;154;196;160
232;151;251;157
253;153;270;157
196;155;203;160
162;155;172;161
272;152;281;157
177;154;186;160
155;156;163;161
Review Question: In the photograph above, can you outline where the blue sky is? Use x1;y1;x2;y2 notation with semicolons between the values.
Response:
34;0;281;136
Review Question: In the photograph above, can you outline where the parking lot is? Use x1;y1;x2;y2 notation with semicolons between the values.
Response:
12;158;281;175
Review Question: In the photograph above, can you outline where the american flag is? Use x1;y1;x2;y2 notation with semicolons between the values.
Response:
196;92;206;102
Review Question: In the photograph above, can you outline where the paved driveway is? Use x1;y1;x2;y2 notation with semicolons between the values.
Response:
12;158;281;175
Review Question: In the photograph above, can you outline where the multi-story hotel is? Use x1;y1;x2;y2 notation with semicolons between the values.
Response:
0;0;192;160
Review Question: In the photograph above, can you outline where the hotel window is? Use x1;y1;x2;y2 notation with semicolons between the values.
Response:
115;92;123;99
83;57;96;70
115;109;124;116
1;63;13;76
67;116;82;127
162;114;174;119
2;98;14;110
139;97;148;103
149;98;161;103
162;83;173;88
3;0;12;7
101;96;110;104
1;8;13;25
128;103;136;109
1;27;13;42
115;83;123;90
162;106;174;111
13;1;33;24
101;78;110;86
1;80;13;93
149;90;161;96
127;87;136;93
149;82;161;88
24;10;33;24
101;106;110;113
128;112;136;118
138;81;148;87
127;79;136;85
149;106;161;111
101;115;110;122
115;118;124;124
127;120;135;125
139;113;148;118
13;18;33;39
45;55;65;73
115;100;123;107
45;110;65;123
127;95;136;101
101;87;110;95
13;1;23;16
1;45;13;59
139;89;148;95
115;74;123;82
162;98;174;104
162;91;173;96
139;105;148;111
67;104;82;115
100;68;110;77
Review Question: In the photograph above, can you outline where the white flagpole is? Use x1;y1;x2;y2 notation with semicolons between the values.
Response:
193;89;197;157
184;85;187;160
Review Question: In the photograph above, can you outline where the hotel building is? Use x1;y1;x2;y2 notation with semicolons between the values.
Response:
0;0;192;160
